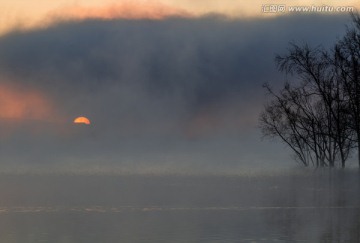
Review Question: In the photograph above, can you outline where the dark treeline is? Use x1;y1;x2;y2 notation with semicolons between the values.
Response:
260;13;360;168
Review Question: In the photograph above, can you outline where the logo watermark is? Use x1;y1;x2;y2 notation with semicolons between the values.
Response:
262;4;354;14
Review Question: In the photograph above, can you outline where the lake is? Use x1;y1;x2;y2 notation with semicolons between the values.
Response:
0;170;359;242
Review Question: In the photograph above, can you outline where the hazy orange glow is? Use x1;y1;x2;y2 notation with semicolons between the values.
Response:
0;83;54;121
50;2;192;21
1;0;360;35
74;117;91;125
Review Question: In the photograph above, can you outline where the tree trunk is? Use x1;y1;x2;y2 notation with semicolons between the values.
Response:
358;142;360;168
357;129;360;168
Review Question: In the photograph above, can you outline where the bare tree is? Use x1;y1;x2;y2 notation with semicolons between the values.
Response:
260;44;354;168
333;13;360;166
260;82;329;167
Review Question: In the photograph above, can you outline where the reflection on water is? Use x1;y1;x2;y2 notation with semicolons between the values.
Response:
0;171;359;242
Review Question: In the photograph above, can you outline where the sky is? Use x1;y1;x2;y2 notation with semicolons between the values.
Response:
0;0;358;174
1;0;360;35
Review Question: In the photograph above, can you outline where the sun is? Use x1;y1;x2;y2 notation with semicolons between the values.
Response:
73;116;91;125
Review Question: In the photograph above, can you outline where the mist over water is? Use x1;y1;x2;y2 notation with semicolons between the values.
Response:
0;170;359;242
0;9;358;243
0;14;352;174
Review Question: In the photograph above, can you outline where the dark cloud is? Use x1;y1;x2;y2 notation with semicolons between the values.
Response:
0;14;354;173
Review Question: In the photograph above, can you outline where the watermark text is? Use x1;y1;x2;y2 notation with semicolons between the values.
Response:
262;4;354;14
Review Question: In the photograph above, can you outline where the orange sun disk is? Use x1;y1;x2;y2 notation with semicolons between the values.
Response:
74;116;91;125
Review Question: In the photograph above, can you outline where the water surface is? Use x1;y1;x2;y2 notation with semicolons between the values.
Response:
0;171;359;242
